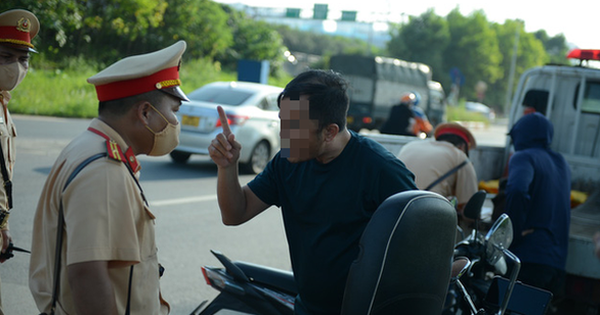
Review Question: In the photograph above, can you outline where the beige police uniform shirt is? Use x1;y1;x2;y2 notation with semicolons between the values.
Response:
0;91;16;315
0;91;16;232
29;118;168;315
397;139;478;206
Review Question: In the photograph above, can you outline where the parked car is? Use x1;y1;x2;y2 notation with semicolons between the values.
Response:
172;81;283;174
465;101;496;121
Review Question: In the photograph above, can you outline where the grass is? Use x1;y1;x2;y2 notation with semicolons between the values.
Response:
8;58;293;119
446;101;492;125
9;57;479;123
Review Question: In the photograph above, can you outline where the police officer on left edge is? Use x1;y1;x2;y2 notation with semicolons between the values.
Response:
0;8;40;315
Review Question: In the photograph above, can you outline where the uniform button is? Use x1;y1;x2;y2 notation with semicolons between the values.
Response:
129;156;135;162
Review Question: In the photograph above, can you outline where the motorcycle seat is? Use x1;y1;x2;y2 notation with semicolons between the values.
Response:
341;190;457;315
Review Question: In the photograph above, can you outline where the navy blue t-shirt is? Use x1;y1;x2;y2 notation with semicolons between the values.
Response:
248;131;417;315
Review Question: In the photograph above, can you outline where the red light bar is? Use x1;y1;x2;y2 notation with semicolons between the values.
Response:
566;49;600;61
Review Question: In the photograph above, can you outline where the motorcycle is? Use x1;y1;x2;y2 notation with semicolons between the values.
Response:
192;190;459;315
446;191;554;315
191;190;552;315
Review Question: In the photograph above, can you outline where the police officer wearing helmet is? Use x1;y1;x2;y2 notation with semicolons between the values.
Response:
397;122;478;219
0;8;39;314
29;41;188;315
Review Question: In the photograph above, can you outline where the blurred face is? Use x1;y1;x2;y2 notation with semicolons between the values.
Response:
279;95;322;163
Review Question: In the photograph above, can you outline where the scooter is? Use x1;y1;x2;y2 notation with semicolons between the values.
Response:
191;190;459;315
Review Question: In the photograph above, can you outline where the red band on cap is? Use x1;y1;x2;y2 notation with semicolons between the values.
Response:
94;66;180;102
437;127;470;145
0;26;33;47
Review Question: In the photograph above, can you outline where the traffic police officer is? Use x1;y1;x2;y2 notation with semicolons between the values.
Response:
29;41;188;315
0;8;39;314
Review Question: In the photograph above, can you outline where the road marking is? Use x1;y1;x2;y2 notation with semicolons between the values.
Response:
149;195;217;207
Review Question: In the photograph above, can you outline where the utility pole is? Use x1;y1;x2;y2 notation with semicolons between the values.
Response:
505;22;521;115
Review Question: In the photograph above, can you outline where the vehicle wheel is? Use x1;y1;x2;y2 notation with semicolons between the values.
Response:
241;141;270;174
170;150;191;164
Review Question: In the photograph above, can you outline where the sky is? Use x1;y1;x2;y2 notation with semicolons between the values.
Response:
215;0;599;50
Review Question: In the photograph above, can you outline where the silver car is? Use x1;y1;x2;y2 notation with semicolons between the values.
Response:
172;81;283;174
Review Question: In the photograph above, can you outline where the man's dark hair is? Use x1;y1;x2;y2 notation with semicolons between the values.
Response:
437;134;469;156
98;90;169;117
277;69;349;132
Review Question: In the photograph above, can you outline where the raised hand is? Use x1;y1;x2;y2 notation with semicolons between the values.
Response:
209;106;242;168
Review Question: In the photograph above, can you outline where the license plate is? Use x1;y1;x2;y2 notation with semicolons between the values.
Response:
182;115;200;127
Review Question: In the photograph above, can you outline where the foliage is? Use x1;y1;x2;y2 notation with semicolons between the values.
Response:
534;30;569;65
386;8;569;116
443;10;503;103
0;2;573;120
8;58;253;118
446;101;491;125
387;9;450;82
0;0;286;69
489;20;547;114
9;66;99;118
274;24;380;57
159;0;233;60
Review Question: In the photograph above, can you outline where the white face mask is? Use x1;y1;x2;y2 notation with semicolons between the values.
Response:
145;104;181;156
0;62;27;91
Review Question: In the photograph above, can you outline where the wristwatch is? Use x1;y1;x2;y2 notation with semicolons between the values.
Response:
0;209;9;230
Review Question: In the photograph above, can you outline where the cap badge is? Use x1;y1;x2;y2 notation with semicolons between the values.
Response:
16;17;31;33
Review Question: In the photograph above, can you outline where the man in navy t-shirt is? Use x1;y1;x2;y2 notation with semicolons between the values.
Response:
208;69;417;315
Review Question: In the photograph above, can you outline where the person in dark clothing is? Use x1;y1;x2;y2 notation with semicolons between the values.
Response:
504;113;571;300
209;69;417;315
379;92;417;136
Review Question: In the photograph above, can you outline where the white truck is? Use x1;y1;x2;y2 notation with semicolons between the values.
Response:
365;49;600;312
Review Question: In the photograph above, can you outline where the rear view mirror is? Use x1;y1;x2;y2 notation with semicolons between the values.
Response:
463;190;486;220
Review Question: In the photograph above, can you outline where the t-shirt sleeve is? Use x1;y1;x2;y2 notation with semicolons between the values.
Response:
63;160;143;265
376;156;418;203
247;156;281;207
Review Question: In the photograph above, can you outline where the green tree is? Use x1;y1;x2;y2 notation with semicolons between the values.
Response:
386;9;450;83
1;0;170;64
274;25;377;56
489;20;547;113
443;9;503;103
158;0;232;60
534;30;569;64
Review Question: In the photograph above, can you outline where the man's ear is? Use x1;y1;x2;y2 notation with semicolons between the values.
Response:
323;123;340;142
136;101;152;124
457;143;469;156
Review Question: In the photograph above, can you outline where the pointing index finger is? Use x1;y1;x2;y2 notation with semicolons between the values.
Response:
217;106;232;136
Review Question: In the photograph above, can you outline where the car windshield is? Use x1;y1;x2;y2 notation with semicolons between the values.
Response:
187;86;253;106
